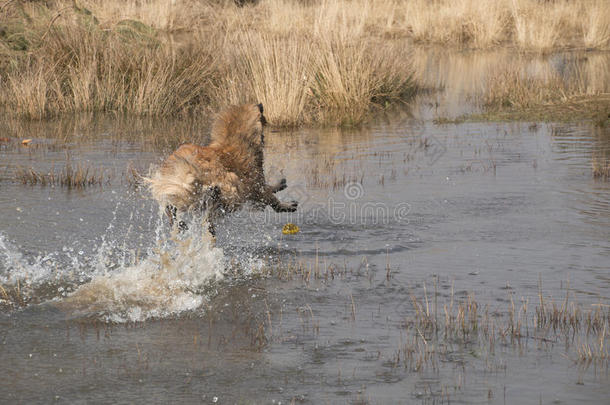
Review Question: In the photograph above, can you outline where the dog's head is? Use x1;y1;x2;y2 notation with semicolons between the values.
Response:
211;103;267;150
257;103;267;126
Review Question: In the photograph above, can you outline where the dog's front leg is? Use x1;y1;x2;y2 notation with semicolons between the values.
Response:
269;178;287;193
261;186;298;212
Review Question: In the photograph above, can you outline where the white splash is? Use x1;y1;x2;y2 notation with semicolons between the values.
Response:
0;211;228;322
0;190;279;323
63;225;226;322
0;233;60;286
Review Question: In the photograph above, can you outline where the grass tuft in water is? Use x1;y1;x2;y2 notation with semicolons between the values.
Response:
16;157;108;188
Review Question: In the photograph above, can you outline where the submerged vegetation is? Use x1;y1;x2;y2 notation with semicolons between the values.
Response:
593;128;610;179
3;250;608;402
0;0;608;125
10;158;144;188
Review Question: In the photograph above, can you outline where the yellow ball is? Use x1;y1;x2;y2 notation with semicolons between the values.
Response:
282;223;300;235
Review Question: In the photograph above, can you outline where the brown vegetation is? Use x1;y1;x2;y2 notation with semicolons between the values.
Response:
2;1;607;125
0;0;415;125
264;257;610;375
16;157;108;188
477;57;610;122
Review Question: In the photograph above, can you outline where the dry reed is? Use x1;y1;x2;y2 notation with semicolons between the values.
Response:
0;0;416;125
479;60;610;122
16;156;108;188
258;255;610;373
2;0;607;125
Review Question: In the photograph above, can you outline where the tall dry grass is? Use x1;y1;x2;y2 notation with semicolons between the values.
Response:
401;0;509;47
76;0;610;52
0;0;608;124
581;1;610;50
0;7;220;119
478;57;610;124
483;67;576;110
397;0;610;51
0;0;415;125
219;32;313;126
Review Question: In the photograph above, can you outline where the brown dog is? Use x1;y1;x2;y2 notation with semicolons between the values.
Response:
147;103;297;235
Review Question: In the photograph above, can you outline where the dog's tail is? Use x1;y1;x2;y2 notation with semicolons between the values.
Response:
145;155;205;211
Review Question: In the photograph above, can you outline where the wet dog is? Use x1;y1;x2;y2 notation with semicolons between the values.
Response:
146;103;297;235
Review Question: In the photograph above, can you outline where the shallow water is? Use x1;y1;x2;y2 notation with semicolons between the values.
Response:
1;55;610;404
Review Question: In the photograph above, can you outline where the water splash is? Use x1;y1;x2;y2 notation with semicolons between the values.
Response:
0;210;229;322
0;233;63;286
62;226;225;322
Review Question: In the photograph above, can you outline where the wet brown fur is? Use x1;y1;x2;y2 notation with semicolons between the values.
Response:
147;103;296;232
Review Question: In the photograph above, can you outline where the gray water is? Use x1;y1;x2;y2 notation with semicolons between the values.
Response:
1;53;609;404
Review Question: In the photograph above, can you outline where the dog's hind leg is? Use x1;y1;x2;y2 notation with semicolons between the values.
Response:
207;221;216;237
165;204;188;231
201;185;222;237
165;205;177;227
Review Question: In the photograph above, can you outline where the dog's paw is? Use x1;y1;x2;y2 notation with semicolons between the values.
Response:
273;178;287;193
277;200;298;212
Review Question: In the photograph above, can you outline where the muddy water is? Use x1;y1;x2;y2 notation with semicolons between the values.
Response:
1;57;610;404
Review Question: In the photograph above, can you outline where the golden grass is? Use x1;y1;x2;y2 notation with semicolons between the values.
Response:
16;157;108;188
581;0;610;50
1;0;608;124
220;31;313;126
476;57;610;123
0;11;219;119
484;67;575;110
394;0;610;50
74;0;610;52
0;0;416;125
401;0;510;47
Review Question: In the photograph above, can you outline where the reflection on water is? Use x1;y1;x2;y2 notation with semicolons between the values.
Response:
411;48;610;119
1;51;610;404
592;127;610;181
0;113;212;154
